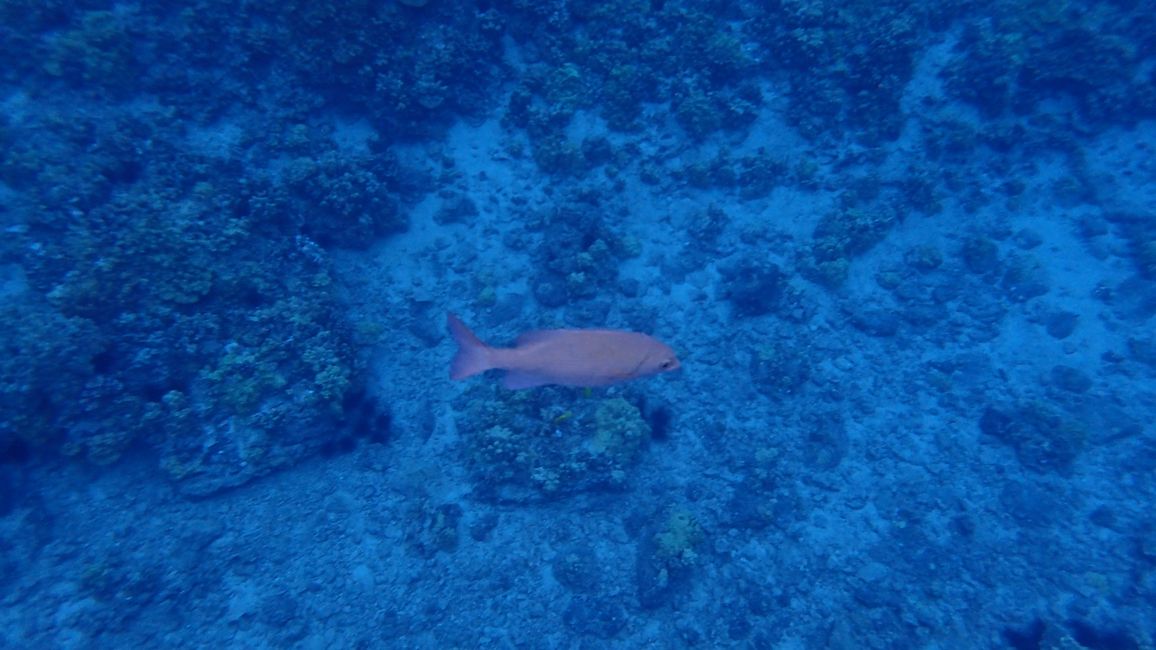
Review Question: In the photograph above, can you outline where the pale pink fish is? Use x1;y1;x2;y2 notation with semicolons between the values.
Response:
447;313;680;389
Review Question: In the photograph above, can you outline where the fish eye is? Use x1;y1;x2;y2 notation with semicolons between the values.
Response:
660;359;674;370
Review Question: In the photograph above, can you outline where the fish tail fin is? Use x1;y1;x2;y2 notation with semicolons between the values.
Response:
447;313;493;380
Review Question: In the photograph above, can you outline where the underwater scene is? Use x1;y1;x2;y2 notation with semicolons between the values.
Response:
1;0;1154;648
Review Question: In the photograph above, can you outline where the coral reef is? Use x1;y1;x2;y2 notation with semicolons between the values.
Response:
803;204;900;287
636;508;704;609
458;386;651;502
528;199;631;308
0;87;368;494
980;402;1087;474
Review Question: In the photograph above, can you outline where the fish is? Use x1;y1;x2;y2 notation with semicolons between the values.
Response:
447;313;680;389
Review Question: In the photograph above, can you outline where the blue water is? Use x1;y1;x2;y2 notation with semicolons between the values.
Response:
1;1;1154;647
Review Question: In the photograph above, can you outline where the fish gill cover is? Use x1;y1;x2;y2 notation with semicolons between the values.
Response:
0;0;1154;648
